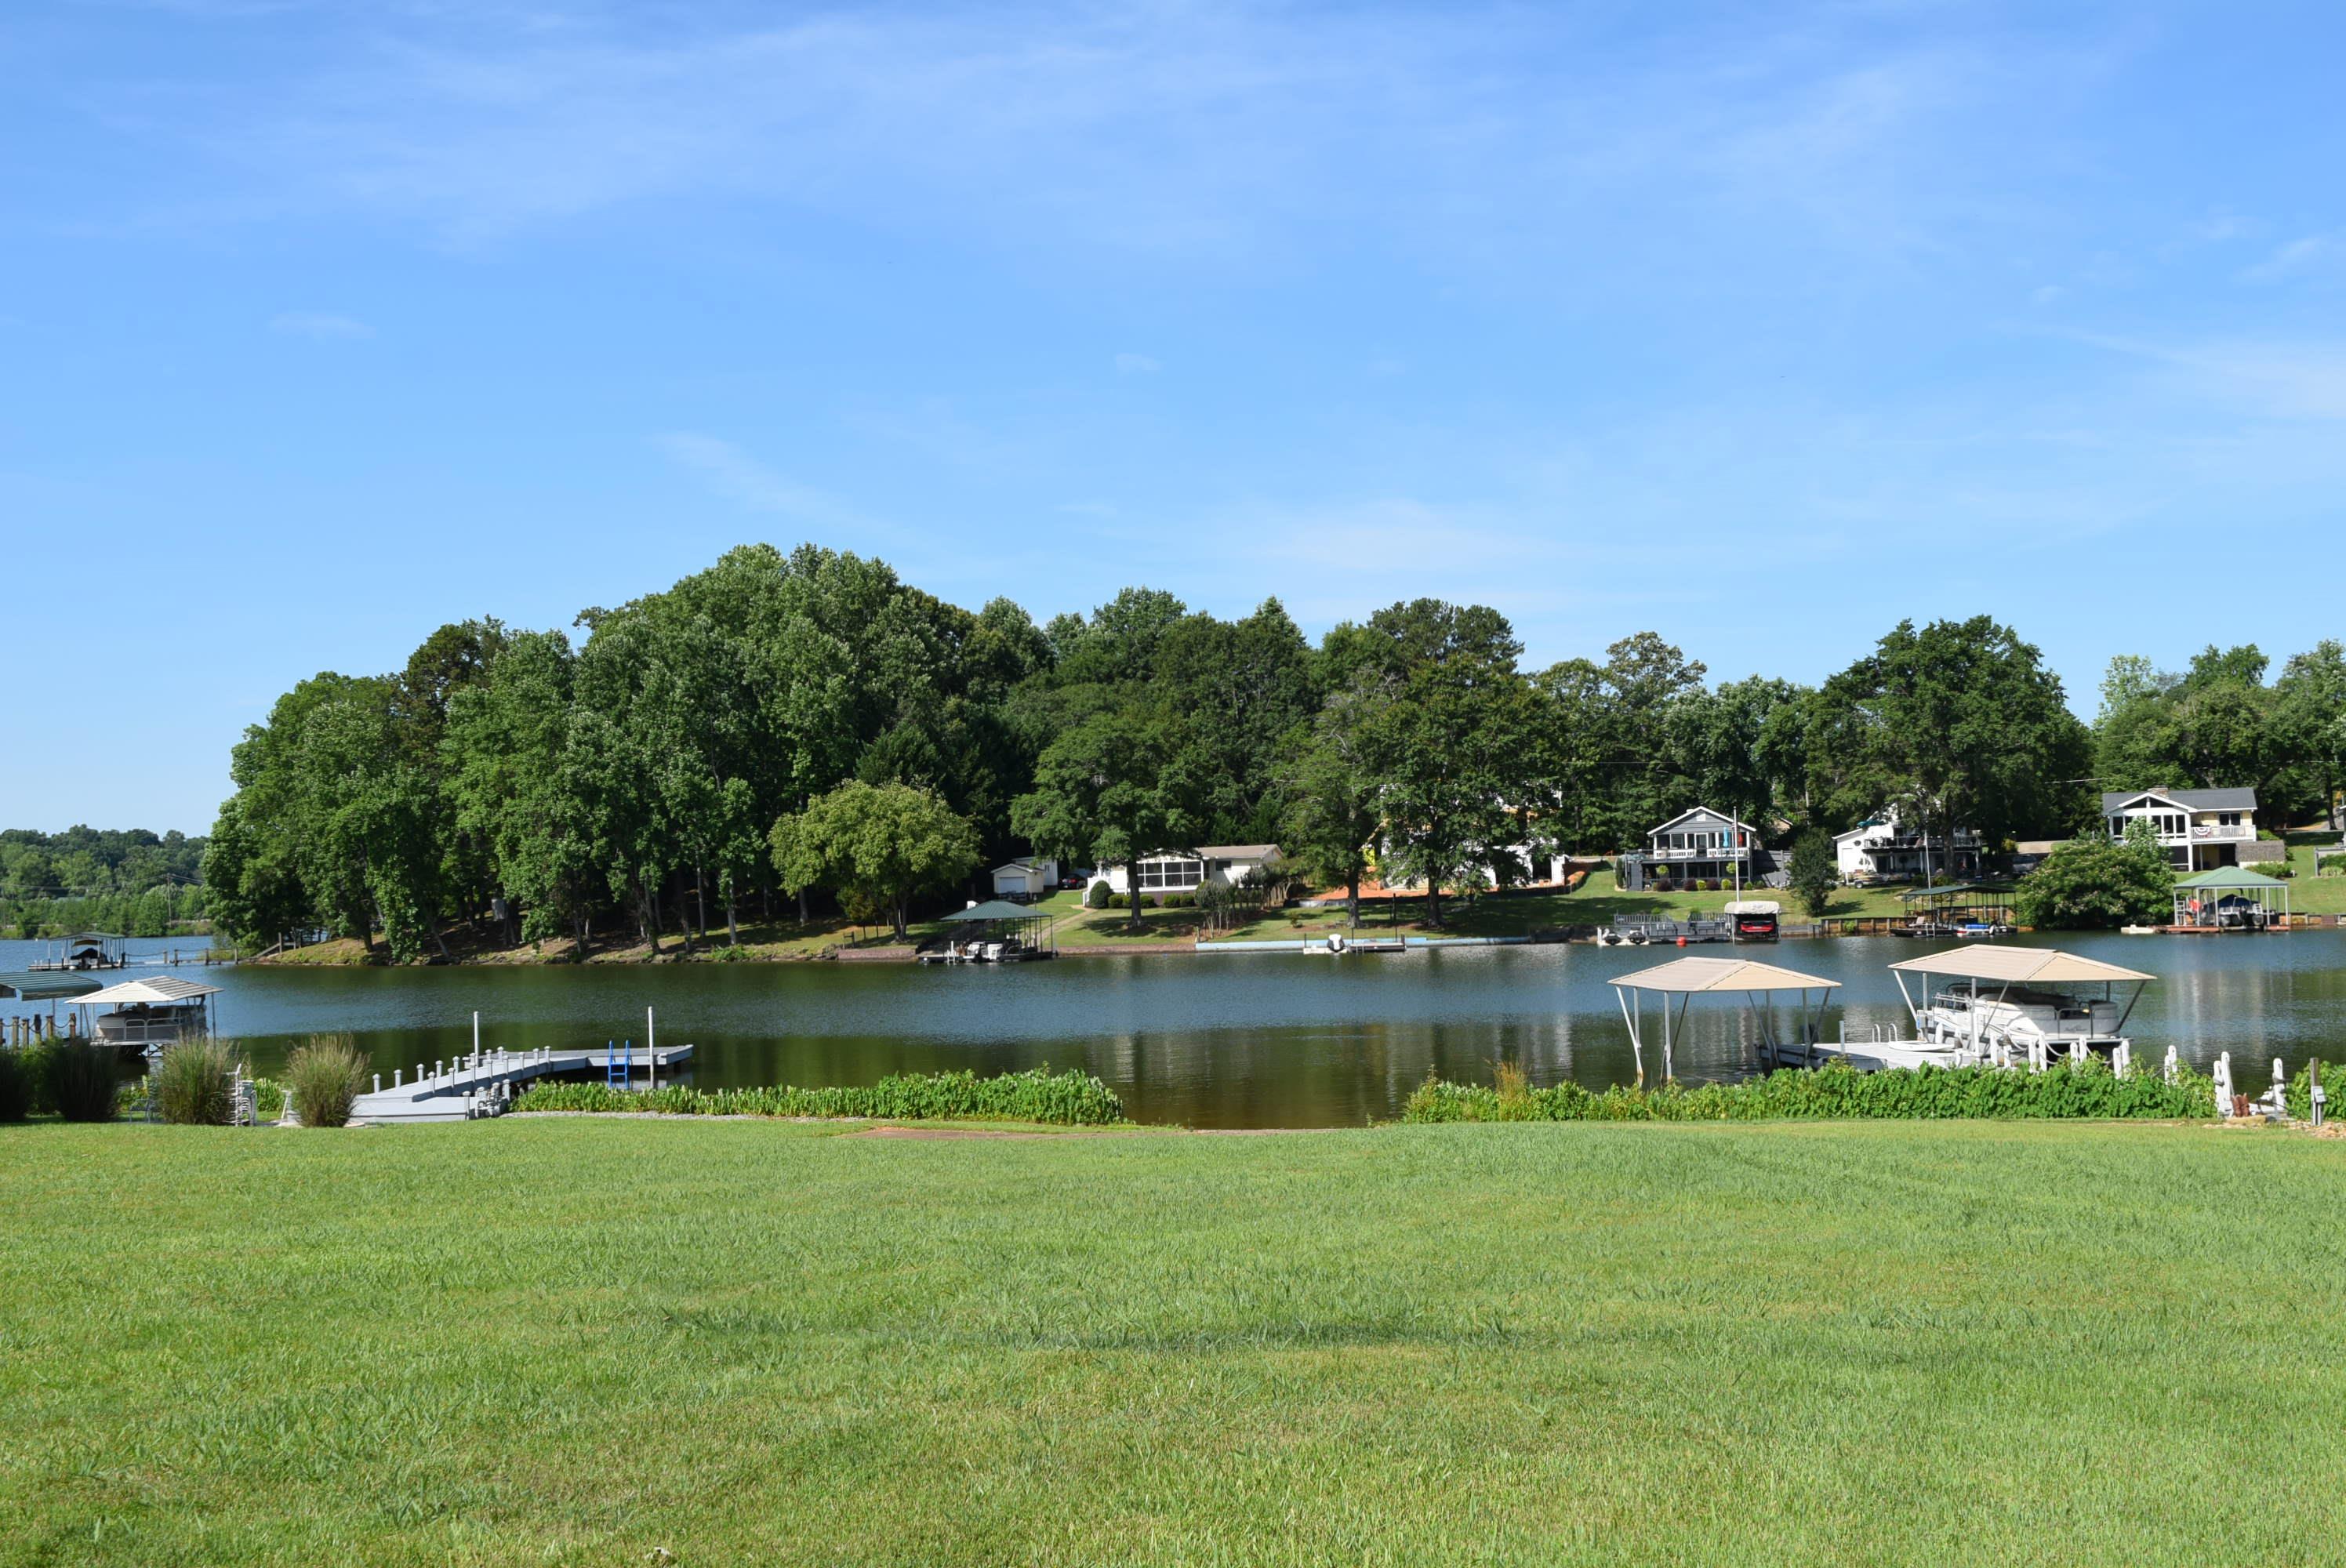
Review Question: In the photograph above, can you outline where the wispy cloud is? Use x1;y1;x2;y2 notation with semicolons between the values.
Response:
2240;235;2342;285
103;0;2102;278
654;432;884;535
1113;352;1160;376
269;310;372;339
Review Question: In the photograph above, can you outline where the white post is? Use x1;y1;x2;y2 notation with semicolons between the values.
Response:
2213;1052;2234;1116
394;1068;403;1087
648;1005;656;1093
372;1073;381;1093
473;1011;480;1060
2162;1045;2177;1083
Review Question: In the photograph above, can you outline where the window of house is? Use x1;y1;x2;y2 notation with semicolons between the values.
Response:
1138;856;1205;891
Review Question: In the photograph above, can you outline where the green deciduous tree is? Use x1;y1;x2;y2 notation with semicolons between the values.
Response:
1786;833;1837;920
2016;818;2174;930
1012;706;1211;933
768;781;981;939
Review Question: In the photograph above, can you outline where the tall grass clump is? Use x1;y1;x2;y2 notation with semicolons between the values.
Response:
153;1040;242;1126
514;1067;1125;1125
1403;1058;2221;1124
285;1036;369;1127
0;1048;32;1122
38;1038;122;1123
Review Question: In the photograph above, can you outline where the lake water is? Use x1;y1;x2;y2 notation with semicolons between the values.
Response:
7;933;2345;1127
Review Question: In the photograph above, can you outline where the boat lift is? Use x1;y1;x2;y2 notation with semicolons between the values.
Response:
1885;946;2153;1069
1607;956;1841;1086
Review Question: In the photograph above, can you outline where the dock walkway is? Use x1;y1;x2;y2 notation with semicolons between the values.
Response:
350;1041;695;1124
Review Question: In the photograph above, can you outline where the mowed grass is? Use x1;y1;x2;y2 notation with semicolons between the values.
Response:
5;1120;2344;1566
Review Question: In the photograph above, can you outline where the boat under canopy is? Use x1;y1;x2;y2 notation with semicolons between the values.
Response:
1607;956;1839;1085
1885;947;2154;1069
68;975;223;1052
925;899;1057;963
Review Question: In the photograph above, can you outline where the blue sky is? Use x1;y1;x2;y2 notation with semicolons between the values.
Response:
6;1;2344;833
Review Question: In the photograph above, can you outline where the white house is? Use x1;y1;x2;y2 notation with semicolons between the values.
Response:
1832;810;1984;883
2102;787;2261;871
1617;807;1756;891
1088;844;1284;898
990;857;1059;899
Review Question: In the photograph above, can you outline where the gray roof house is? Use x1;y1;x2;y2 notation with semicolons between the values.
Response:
2101;787;2269;871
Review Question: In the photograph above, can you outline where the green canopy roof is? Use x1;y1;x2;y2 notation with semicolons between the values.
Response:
0;971;104;1001
942;899;1048;923
2174;866;2288;889
1896;882;2014;901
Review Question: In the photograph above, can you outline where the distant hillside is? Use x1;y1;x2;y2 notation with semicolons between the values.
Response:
2;827;208;939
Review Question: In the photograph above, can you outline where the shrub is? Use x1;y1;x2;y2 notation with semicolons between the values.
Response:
514;1067;1125;1125
0;1048;31;1121
1084;882;1113;909
1650;877;1675;892
1402;1058;2218;1124
286;1036;370;1127
154;1040;242;1125
39;1039;121;1123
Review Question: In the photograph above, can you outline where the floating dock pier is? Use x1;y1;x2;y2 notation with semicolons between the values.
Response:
348;1040;694;1124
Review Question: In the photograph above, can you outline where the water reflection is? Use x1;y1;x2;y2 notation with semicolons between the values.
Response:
5;932;2343;1127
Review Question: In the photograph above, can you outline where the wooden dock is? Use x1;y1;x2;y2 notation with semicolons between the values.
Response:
349;1041;694;1124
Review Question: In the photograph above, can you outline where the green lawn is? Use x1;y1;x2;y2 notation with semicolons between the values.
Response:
5;1118;2344;1565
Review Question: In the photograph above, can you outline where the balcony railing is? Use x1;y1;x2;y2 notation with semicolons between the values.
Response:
2120;822;2253;844
1643;845;1752;861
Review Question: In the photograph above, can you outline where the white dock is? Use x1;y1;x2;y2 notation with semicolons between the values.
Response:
348;1041;694;1124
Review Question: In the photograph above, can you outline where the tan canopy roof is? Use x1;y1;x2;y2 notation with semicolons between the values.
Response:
1608;956;1839;994
1887;948;2153;985
71;975;223;1007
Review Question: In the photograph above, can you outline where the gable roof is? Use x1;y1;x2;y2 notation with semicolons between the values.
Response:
0;971;103;1001
1647;806;1752;837
2174;866;2288;890
1608;956;1838;993
1196;844;1280;860
1887;947;2154;985
2102;786;2257;815
74;975;222;1007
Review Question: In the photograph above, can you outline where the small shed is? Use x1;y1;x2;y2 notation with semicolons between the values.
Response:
2172;866;2290;931
990;857;1059;900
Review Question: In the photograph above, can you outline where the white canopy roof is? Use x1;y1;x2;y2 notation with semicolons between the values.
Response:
71;975;223;1007
1886;947;2152;985
1608;956;1839;994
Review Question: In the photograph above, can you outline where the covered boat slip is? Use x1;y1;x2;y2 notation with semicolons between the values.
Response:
1893;884;2016;938
2170;866;2290;931
921;899;1058;964
66;975;223;1051
1609;957;1839;1085
1886;947;2154;1070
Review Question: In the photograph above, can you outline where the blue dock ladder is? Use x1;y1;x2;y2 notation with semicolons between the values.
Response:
606;1039;634;1088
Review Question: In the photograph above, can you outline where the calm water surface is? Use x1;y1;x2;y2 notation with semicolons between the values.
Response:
7;933;2344;1127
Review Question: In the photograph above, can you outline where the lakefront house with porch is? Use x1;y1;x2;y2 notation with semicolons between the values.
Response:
2101;787;2268;872
1088;845;1286;899
1614;807;1759;892
1832;809;1985;884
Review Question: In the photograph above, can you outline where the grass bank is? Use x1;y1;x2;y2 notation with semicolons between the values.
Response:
5;1118;2344;1565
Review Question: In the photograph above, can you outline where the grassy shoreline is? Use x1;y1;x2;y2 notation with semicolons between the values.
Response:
6;1116;2343;1565
249;854;2346;967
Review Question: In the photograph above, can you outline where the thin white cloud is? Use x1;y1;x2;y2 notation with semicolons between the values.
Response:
269;310;372;339
654;432;884;535
2240;236;2341;285
1113;353;1160;376
114;0;2101;278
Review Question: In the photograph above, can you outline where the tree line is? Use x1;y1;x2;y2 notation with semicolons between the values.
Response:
198;541;2340;956
2;827;209;940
